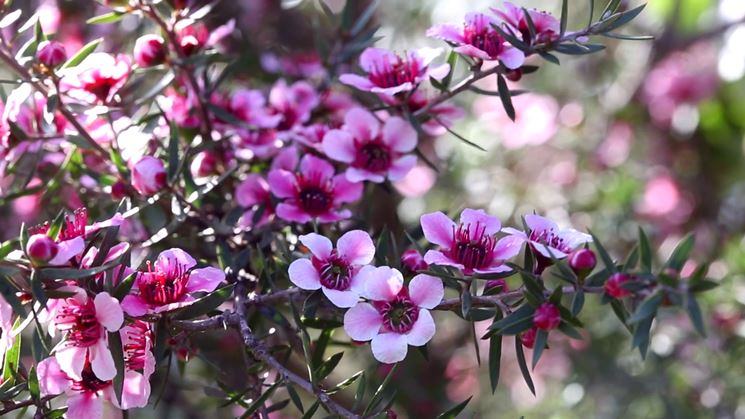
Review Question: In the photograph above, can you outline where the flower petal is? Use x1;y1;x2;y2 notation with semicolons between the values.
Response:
498;47;525;69
420;211;456;247
54;345;86;380
524;214;558;234
337;230;375;266
423;250;465;271
121;295;149;317
338;74;375;91
408;274;444;309
276;203;312;223
48;237;85;266
459;208;501;235
299;233;333;259
425;24;465;43
94;292;123;332
267;169;297;198
90;339;117;381
361;266;403;302
186;267;226;293
332;175;364;203
67;392;103;419
36;357;70;396
387;155;417;181
346;167;385;183
371;333;408;364
343;302;382;342
322;287;360;308
406;309;435;346
322;129;356;163
492;235;524;260
156;248;197;272
344;108;380;141
287;259;322;290
382;117;417;152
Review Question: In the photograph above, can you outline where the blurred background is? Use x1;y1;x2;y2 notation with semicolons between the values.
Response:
2;0;745;418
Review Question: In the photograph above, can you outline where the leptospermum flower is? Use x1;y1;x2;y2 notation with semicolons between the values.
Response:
426;13;525;69
421;209;523;275
502;214;592;259
322;108;417;183
492;2;560;45
61;53;131;104
288;230;375;308
0;295;15;363
267;154;363;224
235;174;274;228
121;248;226;316
269;79;320;131
339;47;450;96
49;287;124;381
344;268;443;364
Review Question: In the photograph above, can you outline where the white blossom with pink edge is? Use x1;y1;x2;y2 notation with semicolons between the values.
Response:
121;248;226;317
289;230;375;308
344;269;443;364
322;108;417;183
502;214;592;259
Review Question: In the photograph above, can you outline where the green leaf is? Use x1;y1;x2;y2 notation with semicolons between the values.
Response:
311;328;333;370
628;291;663;324
173;285;233;320
496;74;515;121
664;234;695;272
28;365;40;401
240;380;281;418
553;43;606;55
461;287;472;318
685;295;705;336
601;0;622;19
0;239;18;260
632;316;654;358
363;363;397;416
560;0;569;36
596;4;647;33
37;260;122;280
488;324;502;393
486;304;535;335
60;38;103;70
436;396;472;419
286;383;303;413
30;270;46;306
538;51;560;65
515;337;535;395
610;299;631;332
531;329;548;369
590;231;616;273
327;370;364;395
86;11;126;25
108;331;125;404
571;289;585;316
301;401;320;419
349;0;379;37
112;272;136;301
1;318;22;384
313;352;343;382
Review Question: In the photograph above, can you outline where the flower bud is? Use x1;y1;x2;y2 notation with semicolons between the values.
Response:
131;156;167;196
36;40;67;68
505;68;522;82
190;151;218;178
483;279;508;295
400;249;427;272
533;302;561;331
520;326;538;348
111;181;128;200
569;248;596;278
133;35;166;68
26;234;59;265
605;273;632;298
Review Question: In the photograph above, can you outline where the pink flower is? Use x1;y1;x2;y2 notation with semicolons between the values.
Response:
401;249;428;272
121;248;226;316
235;174;273;228
61;53;131;104
118;320;155;409
322;108;417;183
605;273;633;298
269;79;320;131
503;214;592;259
36;40;67;67
343;269;443;363
0;295;15;359
267;154;363;224
402;90;465;137
175;19;235;56
533;302;560;331
131;156;167;196
288;230;375;307
80;242;132;286
474;93;559;149
339;47;450;96
421;209;523;275
133;34;166;67
228;89;282;129
232;129;283;161
26;234;59;265
426;13;524;69
492;2;560;45
50;287;123;381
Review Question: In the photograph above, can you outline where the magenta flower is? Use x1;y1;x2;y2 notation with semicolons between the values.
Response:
61;53;131;104
121;248;226;316
288;230;375;307
80;242;132;286
269;79;320;131
426;13;525;69
235;174;274;228
49;287;123;381
503;214;592;259
133;34;166;67
36;40;67;67
492;2;560;45
322;108;417;183
339;47;450;96
232;129;283;161
228;89;282;129
118;320;155;408
267;154;363;224
421;209;523;275
344;269;443;364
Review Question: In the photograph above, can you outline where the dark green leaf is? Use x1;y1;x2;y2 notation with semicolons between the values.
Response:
112;272;136;301
301;401;320;419
571;289;584;316
240;380;281;418
664;234;695;272
685;295;705;336
60;38;102;69
286;383;303;413
560;0;569;36
496;74;515;121
172;285;233;320
108;331;125;404
515;337;535;395
314;352;343;382
349;0;379;36
363;363;397;416
488;319;502;393
436;396;472;419
628;291;663;324
531;329;548;369
327;370;364;395
632;316;653;358
590;231;616;273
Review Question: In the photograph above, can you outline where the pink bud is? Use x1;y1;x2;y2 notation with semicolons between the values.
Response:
569;248;596;276
131;156;167;196
533;302;561;331
111;181;128;200
605;273;633;298
36;40;67;68
484;279;508;294
190;151;218;178
133;35;166;67
520;326;538;348
400;249;427;272
26;234;59;265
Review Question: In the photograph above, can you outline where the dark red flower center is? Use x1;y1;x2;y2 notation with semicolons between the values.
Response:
123;321;151;372
529;228;571;254
369;55;422;89
448;222;496;270
72;363;111;393
313;253;351;290
376;292;419;334
354;141;391;173
55;299;101;347
138;261;190;306
295;173;334;216
463;18;505;57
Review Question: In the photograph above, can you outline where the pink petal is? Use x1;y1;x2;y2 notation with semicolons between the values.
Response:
317;209;350;223
405;309;435;346
90;339;117;381
524;214;558;234
121;371;150;409
427;63;451;81
382;117;417;152
337;230;375;266
94;292;123;332
561;230;593;249
408;274;444;309
532;243;568;259
299;233;333;259
502;227;527;240
360;266;403;302
48;237;85;266
67;392;103;419
370;83;414;96
55;345;86;380
322;130;356;163
186;267;225;293
300;154;335;180
359;47;397;72
271;146;299;171
415;47;442;67
276;203;312;223
492;235;524;260
267;169;297;199
454;44;492;60
473;264;513;274
420;211;456;247
332;175;364;204
321;287;360;308
121;295;149;317
425;24;465;43
346;167;385;184
37;357;70;396
459;208;501;235
343;302;382;342
371;332;408;363
344;108;380;141
156;248;197;273
235;174;269;208
423;250;465;271
287;259;322;290
338;74;375;91
498;47;525;69
387;155;417;181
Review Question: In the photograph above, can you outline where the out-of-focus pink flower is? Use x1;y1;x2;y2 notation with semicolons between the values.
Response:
637;173;686;219
290;123;332;151
228;89;282;129
131;156;167;196
340;47;450;96
190;150;218;178
401;90;465;137
595;122;632;168
232;129;283;161
0;295;15;361
158;91;202;129
261;51;325;78
503;214;592;259
80;242;132;286
267;154;363;224
121;248;226;316
427;13;524;68
235;174;273;228
344;269;443;363
401;249;428;272
38;1;61;33
36;40;67;67
289;230;375;307
421;209;522;275
392;164;437;198
492;2;560;45
175;19;235;56
26;234;59;265
605;273;633;298
61;53;131;104
533;303;560;331
49;287;123;381
322;108;417;183
474;93;559;149
269;79;320;131
133;35;166;67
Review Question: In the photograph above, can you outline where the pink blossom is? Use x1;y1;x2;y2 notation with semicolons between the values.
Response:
474;93;558;149
401;249;428;272
492;2;560;45
121;248;226;316
503;214;592;259
288;230;375;307
158;90;202;129
322;108;417;183
61;53;131;104
269;79;320;131
343;269;443;363
228;89;282;129
118;320;155;409
267;154;363;224
235;174;273;228
339;47;450;96
260;51;325;78
0;295;15;361
401;90;465;137
290;123;333;152
421;209;523;275
392;164;437;198
36;40;67;67
533;302;561;331
175;19;235;55
26;234;59;265
131;156;167;196
80;242;133;286
232;129;283;161
49;287;123;381
427;13;524;68
133;35;166;67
